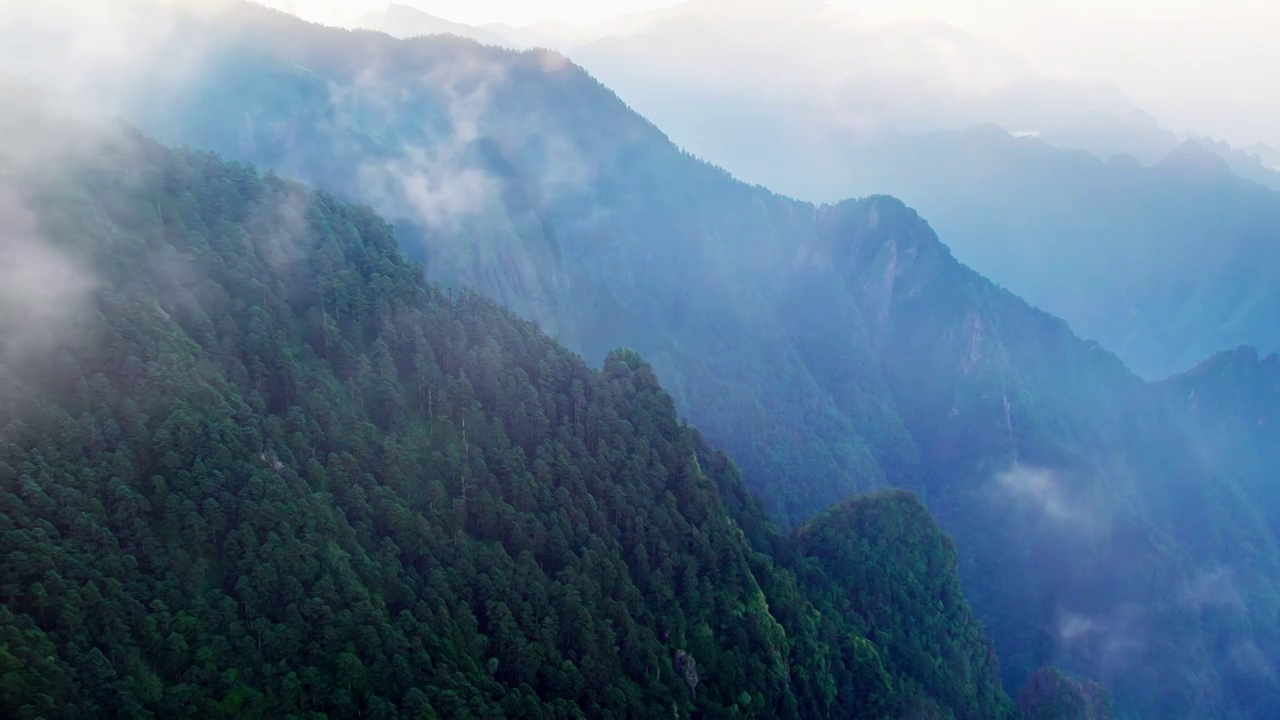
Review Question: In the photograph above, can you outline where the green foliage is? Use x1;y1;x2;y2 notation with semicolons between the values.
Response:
795;492;1017;720
1017;667;1115;720
0;105;1014;718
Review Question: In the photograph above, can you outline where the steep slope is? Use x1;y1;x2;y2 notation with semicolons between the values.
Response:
828;128;1280;378
0;91;1016;719
1159;347;1280;531
11;5;1280;718
812;198;1280;718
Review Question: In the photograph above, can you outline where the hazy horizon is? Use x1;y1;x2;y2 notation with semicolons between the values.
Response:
266;0;1280;150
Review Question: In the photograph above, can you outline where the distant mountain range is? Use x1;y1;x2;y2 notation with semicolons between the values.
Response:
351;1;1280;192
357;0;1138;144
828;127;1280;378
344;0;1280;378
355;3;515;47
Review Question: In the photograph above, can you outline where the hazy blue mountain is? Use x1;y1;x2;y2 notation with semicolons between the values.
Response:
480;19;579;48
1037;111;1280;190
1036;109;1181;165
1247;142;1280;171
1185;136;1280;191
1159;346;1280;533
827;128;1280;378
354;3;517;47
8;3;1280;717
483;0;1280;378
538;0;1279;195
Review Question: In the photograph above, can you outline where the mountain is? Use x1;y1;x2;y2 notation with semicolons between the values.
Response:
1036;109;1182;166
354;3;516;47
1185;136;1280;191
795;490;1014;719
485;0;1280;377
9;3;1280;717
84;4;919;531
0;85;1017;718
343;4;1280;376
825;127;1280;378
481;19;581;49
1159;346;1280;532
1036;112;1280;191
542;0;1280;195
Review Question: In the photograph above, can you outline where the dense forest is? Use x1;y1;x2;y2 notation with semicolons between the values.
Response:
7;4;1278;717
0;93;1017;718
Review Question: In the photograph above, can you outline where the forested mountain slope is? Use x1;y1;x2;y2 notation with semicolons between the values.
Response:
108;3;917;530
795;491;1012;720
0;93;1017;718
7;4;1280;718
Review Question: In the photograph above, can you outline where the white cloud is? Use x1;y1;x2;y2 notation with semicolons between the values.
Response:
0;185;98;364
993;464;1110;537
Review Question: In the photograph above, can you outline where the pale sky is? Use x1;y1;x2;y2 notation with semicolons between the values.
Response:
270;0;1280;147
269;0;680;26
284;0;1278;30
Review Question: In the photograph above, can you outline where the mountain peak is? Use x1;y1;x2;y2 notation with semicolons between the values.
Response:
356;3;514;47
1172;345;1276;390
1155;139;1237;182
371;3;443;23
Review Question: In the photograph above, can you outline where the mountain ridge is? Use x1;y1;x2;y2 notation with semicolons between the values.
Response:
354;3;517;47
